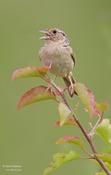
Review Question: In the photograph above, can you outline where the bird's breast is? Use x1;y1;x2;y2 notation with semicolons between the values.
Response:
39;44;74;77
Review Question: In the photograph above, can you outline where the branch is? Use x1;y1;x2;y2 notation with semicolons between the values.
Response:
48;78;111;175
89;114;103;137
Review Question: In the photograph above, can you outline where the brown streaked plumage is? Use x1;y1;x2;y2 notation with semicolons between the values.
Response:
39;28;76;97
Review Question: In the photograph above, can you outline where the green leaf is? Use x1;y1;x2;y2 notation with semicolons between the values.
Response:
96;153;111;164
100;145;111;154
95;172;106;175
58;102;72;126
56;136;88;155
96;119;111;144
105;162;111;171
56;135;82;146
12;66;49;80
54;117;77;127
95;102;108;113
56;135;86;151
74;82;107;117
17;86;56;109
43;151;80;175
95;154;111;174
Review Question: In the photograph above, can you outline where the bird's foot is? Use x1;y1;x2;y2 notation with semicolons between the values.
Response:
63;87;68;93
45;82;64;96
45;84;58;97
45;84;52;92
69;84;75;97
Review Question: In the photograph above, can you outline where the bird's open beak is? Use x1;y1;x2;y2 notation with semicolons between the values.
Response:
39;29;48;34
39;29;50;40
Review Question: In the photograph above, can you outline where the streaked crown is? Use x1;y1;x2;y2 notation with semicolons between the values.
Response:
40;28;68;42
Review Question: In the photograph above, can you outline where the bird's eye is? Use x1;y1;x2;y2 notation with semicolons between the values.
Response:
62;32;65;36
52;30;57;34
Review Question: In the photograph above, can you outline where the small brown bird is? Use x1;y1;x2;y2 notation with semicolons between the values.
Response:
39;28;76;97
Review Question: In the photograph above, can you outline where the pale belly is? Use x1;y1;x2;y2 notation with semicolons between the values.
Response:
39;45;74;77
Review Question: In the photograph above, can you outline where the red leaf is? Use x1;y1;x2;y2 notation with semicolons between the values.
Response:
75;83;108;117
87;89;101;116
12;66;49;80
56;135;82;146
54;117;77;128
17;85;56;109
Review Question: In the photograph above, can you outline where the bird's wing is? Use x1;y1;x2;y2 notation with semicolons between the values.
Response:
68;46;76;66
71;53;75;66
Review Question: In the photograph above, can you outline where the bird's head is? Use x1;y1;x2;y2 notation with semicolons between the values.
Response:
40;28;69;44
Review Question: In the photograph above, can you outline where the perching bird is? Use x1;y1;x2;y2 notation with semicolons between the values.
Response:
39;28;76;97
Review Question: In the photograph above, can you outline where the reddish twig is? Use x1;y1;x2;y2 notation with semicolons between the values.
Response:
42;75;111;175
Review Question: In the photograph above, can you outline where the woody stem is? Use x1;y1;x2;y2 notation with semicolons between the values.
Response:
47;78;111;175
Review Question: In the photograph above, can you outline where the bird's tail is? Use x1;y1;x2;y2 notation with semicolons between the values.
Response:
63;76;77;97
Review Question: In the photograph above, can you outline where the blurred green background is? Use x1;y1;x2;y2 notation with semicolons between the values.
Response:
0;0;111;174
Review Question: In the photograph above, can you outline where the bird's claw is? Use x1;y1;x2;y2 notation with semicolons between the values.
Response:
69;84;75;96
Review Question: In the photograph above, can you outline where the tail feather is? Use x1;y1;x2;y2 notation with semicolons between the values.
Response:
63;76;77;97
